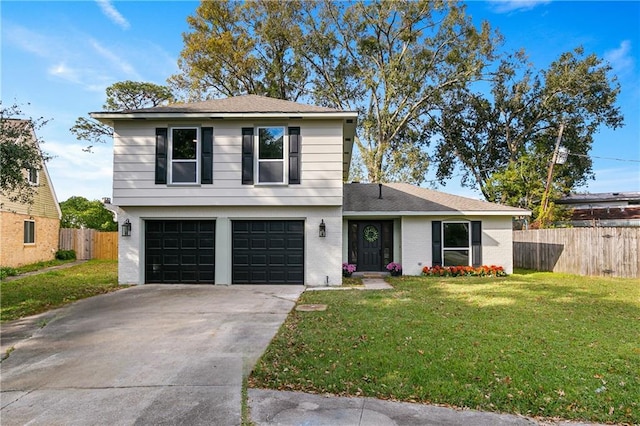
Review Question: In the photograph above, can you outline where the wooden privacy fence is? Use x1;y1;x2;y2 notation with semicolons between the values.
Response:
513;227;639;278
59;229;118;260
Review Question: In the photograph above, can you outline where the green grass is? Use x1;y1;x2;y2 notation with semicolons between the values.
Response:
250;272;640;424
0;259;77;280
0;260;121;322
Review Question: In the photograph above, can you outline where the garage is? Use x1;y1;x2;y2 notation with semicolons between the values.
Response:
145;220;215;284
232;220;304;284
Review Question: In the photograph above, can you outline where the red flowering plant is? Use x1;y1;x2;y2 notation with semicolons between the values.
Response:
421;265;506;277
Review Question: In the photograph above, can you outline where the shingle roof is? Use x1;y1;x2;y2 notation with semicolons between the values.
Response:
344;183;530;215
122;94;347;114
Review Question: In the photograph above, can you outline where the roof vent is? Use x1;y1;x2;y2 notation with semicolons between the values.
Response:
378;183;383;199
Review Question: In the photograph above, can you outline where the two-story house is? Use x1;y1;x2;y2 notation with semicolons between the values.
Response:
0;120;62;268
91;95;529;286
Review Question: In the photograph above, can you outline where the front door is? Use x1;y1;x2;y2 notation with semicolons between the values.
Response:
359;223;382;271
348;221;394;272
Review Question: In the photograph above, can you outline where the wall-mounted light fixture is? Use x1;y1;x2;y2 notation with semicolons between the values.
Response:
121;219;132;237
319;219;326;238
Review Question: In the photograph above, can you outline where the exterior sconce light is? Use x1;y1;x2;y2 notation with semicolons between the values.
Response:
121;219;132;237
319;219;326;238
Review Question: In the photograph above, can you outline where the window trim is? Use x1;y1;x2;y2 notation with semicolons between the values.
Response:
255;126;287;185
24;220;35;245
442;221;471;266
169;126;200;185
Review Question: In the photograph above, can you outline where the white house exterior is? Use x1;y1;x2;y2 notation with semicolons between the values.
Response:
342;183;528;276
92;95;529;286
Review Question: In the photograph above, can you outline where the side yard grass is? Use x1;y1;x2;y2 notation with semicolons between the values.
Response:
0;260;121;322
250;271;640;424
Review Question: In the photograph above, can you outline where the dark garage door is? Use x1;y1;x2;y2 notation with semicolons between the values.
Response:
232;220;304;284
145;220;215;284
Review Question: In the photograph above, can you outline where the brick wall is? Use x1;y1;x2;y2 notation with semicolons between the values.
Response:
0;211;60;267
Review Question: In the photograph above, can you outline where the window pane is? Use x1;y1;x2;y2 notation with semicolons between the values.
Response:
258;162;283;183
172;129;197;160
172;162;197;183
443;223;469;248
443;250;469;266
24;221;35;244
28;168;38;184
259;127;284;159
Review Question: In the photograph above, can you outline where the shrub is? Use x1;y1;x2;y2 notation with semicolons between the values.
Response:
0;267;19;280
55;249;77;261
422;265;506;277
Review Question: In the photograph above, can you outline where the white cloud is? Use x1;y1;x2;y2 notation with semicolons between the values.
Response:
95;0;130;30
46;139;114;201
489;0;551;13
604;40;635;75
4;23;63;59
89;38;140;79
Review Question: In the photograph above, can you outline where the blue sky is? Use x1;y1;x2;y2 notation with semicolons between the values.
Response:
2;0;639;202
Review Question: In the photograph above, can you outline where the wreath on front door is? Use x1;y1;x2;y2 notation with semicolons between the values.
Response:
363;225;379;243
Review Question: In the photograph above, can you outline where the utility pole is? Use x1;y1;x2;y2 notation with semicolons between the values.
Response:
538;122;565;227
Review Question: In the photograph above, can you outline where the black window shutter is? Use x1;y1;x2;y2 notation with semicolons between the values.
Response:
432;221;442;266
201;127;213;184
288;127;301;184
241;127;254;185
471;221;482;267
155;128;168;184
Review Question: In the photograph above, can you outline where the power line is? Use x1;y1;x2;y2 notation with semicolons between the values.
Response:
568;152;640;163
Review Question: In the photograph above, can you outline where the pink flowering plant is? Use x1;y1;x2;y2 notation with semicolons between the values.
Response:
342;263;356;277
386;262;402;275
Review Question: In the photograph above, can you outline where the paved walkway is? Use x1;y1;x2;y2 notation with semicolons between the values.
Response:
1;260;88;283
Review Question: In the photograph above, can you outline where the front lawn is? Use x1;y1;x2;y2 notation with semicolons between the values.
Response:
250;271;640;424
0;260;121;322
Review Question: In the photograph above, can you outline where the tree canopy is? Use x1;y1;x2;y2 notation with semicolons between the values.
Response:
0;102;49;205
434;47;623;223
60;196;117;231
171;0;497;184
71;80;174;151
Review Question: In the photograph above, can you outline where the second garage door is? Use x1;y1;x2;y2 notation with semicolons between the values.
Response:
232;220;304;284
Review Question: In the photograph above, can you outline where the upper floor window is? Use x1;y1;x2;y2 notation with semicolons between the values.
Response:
24;220;35;244
257;127;285;184
28;168;39;185
442;221;470;266
170;128;199;184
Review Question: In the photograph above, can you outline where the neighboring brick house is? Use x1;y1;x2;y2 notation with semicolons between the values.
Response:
91;95;529;285
0;120;62;268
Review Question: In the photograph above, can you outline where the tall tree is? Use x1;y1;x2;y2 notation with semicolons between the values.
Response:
0;101;49;205
71;81;174;151
171;0;498;184
60;196;117;231
435;47;623;223
169;1;309;101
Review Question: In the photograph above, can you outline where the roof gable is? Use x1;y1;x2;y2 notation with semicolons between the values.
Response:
344;183;530;216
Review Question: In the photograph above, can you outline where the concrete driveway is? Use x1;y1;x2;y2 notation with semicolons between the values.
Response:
0;284;303;426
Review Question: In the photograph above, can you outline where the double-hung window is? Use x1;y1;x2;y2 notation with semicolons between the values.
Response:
257;126;285;184
24;220;35;244
28;168;39;185
170;127;199;184
442;221;470;266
